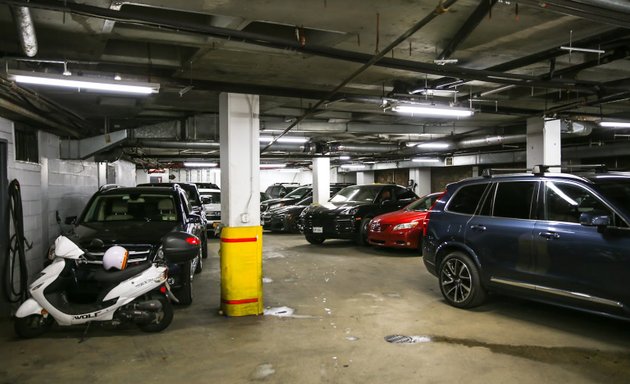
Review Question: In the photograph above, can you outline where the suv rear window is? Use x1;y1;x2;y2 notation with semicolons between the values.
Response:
447;183;487;214
82;193;178;222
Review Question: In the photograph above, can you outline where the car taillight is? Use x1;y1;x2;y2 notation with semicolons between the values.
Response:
186;236;201;245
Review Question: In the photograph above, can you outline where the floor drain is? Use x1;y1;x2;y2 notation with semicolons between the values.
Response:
385;335;431;344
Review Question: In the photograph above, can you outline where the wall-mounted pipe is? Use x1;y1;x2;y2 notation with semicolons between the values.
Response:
10;6;38;57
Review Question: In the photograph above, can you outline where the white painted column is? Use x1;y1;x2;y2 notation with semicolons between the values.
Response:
409;168;432;196
356;171;374;185
312;157;330;204
527;117;561;171
220;93;260;226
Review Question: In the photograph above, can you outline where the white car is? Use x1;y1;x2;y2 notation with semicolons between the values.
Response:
199;188;221;236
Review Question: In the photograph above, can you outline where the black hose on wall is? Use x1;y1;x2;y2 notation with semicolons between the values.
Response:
3;179;31;304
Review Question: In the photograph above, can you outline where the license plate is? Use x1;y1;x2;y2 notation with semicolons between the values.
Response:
313;226;323;233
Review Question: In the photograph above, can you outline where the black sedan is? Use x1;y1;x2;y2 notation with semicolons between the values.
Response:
262;196;312;233
300;184;418;245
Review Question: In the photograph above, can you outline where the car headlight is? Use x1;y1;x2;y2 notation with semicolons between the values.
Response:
342;207;359;216
155;245;165;261
393;222;418;231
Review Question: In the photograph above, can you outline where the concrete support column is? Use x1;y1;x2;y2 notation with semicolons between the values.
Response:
527;117;561;171
409;168;431;196
219;93;263;317
312;157;330;204
219;93;260;226
356;171;374;185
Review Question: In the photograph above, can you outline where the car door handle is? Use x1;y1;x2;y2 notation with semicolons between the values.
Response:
470;224;486;231
539;231;560;240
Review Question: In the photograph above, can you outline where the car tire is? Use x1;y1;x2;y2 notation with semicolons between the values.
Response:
194;253;203;274
439;252;486;308
138;296;174;333
305;234;325;245
354;218;372;246
417;235;424;256
176;261;194;306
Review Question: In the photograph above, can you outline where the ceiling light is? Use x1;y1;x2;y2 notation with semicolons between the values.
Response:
339;155;351;160
409;88;458;97
260;163;287;169
433;59;458;65
259;136;309;144
416;142;450;149
392;104;474;117
412;157;440;163
8;70;160;95
114;74;122;81
600;121;630;128
183;162;218;167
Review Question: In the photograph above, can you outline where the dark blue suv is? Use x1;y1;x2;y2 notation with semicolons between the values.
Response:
423;166;630;321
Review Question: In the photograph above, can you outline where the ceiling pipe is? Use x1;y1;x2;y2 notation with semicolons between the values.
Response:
2;0;607;94
127;139;316;153
329;143;402;154
518;0;630;28
10;6;38;57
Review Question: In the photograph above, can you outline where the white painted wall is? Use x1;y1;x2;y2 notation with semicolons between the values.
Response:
0;117;136;314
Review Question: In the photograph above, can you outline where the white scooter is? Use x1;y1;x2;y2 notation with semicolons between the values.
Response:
14;232;199;338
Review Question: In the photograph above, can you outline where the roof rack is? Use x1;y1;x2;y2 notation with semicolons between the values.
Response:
481;168;528;178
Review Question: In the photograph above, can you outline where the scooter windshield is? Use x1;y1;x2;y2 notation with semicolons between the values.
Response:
54;236;84;259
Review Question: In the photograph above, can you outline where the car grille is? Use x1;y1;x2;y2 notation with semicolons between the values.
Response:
303;214;356;234
84;244;153;265
370;222;391;232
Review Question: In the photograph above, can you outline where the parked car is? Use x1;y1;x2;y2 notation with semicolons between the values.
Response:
195;182;220;190
261;183;352;214
367;192;441;251
301;184;418;245
264;182;301;199
423;166;630;321
60;185;205;305
199;187;221;235
138;182;208;258
260;191;271;202
262;196;312;233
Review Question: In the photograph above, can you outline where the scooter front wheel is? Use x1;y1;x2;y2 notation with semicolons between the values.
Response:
138;296;173;333
15;314;54;338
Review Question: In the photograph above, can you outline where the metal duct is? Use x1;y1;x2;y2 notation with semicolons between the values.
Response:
130;139;314;153
10;6;37;57
330;143;401;153
457;134;527;149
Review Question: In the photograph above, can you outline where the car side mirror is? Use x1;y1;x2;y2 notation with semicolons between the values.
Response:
161;232;200;262
187;213;202;224
201;197;211;204
579;211;611;227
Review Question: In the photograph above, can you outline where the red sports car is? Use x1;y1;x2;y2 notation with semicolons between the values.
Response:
367;192;441;250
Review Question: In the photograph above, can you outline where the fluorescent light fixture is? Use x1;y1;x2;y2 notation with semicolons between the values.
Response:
600;121;630;128
8;70;160;95
183;162;218;168
278;168;302;173
259;136;309;144
416;142;450;149
412;157;440;163
560;46;605;55
392;104;474;117
260;163;287;169
340;164;367;169
339;155;351;160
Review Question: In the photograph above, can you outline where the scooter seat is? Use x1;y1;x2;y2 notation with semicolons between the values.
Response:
92;262;152;285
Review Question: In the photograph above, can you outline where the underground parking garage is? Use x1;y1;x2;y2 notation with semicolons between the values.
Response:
1;0;630;382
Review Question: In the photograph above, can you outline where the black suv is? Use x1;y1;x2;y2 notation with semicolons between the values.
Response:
67;185;205;305
301;184;418;245
423;166;630;321
138;182;208;258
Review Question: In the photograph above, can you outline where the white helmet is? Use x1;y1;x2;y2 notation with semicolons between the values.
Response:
103;246;129;271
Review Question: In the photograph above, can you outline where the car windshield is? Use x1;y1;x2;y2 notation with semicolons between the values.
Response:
297;196;313;205
201;192;221;204
285;186;310;199
592;178;630;216
405;194;439;211
81;193;178;223
330;185;381;203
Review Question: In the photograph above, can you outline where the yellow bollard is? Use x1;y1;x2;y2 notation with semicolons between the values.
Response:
219;226;263;316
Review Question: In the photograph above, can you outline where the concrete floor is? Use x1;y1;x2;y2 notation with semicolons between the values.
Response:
1;233;630;383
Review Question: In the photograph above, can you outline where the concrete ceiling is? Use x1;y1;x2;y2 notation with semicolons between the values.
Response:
1;0;630;167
